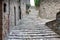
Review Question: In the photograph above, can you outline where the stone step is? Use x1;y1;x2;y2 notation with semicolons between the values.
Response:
9;31;57;36
12;25;51;29
8;39;44;40
9;33;59;36
11;30;54;33
8;39;43;40
8;38;60;40
11;29;53;32
9;31;56;36
11;31;55;33
13;28;52;31
8;35;60;39
10;31;56;35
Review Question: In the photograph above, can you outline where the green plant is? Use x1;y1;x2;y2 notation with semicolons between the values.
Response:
26;4;31;10
34;0;40;7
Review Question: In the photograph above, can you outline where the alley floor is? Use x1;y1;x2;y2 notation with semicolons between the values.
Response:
8;7;60;40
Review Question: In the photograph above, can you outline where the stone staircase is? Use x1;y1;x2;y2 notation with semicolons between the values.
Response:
8;24;60;40
8;7;60;40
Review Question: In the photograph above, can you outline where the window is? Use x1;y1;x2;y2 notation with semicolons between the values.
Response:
19;6;21;19
4;3;6;12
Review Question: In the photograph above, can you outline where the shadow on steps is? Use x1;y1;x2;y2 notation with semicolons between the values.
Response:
45;20;60;35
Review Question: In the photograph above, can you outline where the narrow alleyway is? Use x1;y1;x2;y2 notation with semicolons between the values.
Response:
8;7;60;40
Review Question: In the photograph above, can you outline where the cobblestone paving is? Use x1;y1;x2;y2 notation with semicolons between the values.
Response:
8;7;60;40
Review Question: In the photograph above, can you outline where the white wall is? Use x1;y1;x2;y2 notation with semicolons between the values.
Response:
30;0;35;6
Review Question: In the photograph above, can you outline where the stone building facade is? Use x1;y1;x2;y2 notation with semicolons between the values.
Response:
2;0;30;40
21;0;30;18
39;0;60;20
2;0;10;39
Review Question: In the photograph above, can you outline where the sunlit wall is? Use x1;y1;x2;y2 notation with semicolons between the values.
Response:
30;0;35;6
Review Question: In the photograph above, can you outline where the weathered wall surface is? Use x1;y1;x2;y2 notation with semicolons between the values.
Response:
21;0;26;18
39;0;60;20
2;0;30;40
2;0;10;40
20;0;30;18
2;0;20;40
10;0;20;27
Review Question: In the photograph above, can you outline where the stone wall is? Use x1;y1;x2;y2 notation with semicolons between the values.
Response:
2;0;10;40
39;0;60;20
10;0;20;27
21;0;26;18
20;0;30;18
2;0;20;40
2;0;30;39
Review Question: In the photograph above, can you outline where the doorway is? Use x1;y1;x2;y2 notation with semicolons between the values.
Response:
19;6;21;19
14;7;16;26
